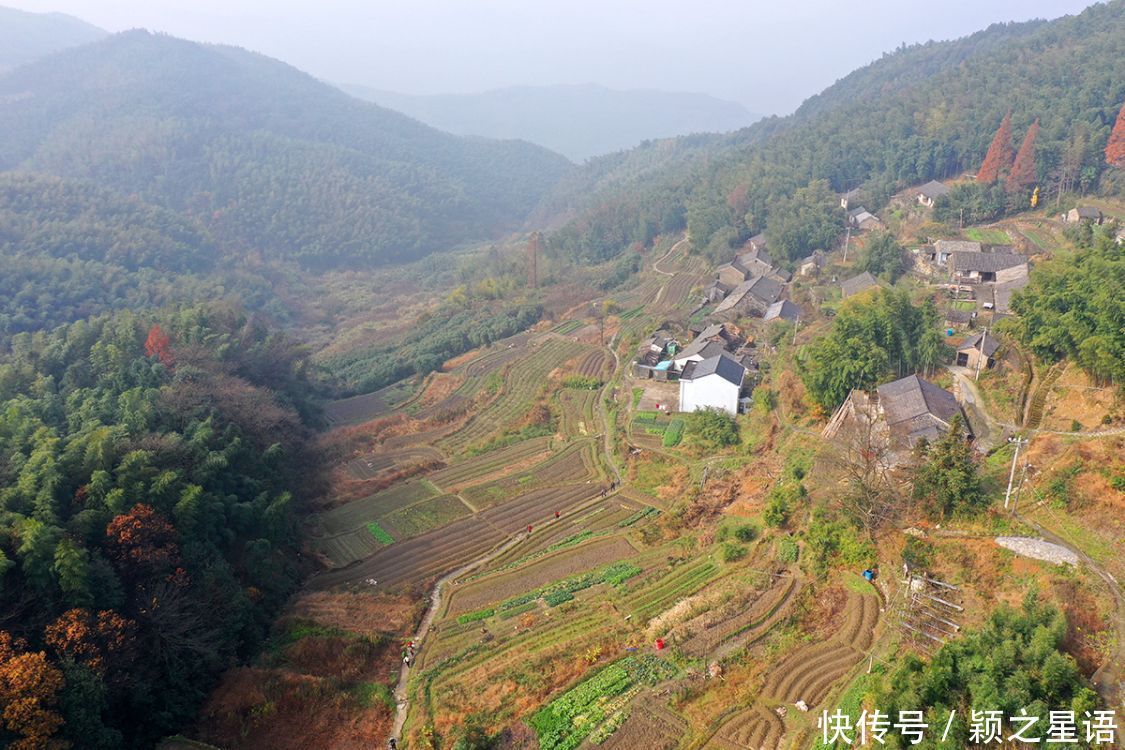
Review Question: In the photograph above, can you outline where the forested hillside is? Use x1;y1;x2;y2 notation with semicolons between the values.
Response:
0;6;106;72
543;2;1125;264
0;31;571;269
0;307;316;749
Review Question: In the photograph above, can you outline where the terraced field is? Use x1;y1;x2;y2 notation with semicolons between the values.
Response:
445;535;639;616
459;440;602;508
323;383;405;426
707;590;881;749
600;696;687;750
438;338;588;453
381;494;473;539
313;481;440;537
311;482;606;589
659;272;706;310
575;349;611;378
425;436;553;492
343;446;444;480
681;573;801;658
626;557;721;623
558;388;598;437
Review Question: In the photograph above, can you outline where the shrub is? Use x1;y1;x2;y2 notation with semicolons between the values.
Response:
777;538;800;563
684;408;739;448
721;542;747;563
733;524;758;542
564;375;602;389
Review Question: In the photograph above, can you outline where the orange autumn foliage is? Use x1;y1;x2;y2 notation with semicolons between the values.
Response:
0;632;68;750
144;324;175;368
1006;118;1039;192
106;504;180;570
45;609;136;677
977;111;1013;184
1107;102;1125;168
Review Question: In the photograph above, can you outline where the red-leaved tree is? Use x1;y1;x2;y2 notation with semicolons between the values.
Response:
1107;102;1125;168
977;112;1014;184
106;504;180;573
1007;119;1040;192
144;324;174;368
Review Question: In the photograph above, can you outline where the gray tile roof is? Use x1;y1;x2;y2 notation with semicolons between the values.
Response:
933;240;982;255
958;332;1000;357
840;271;878;298
682;352;746;386
949;251;1026;274
877;375;962;436
763;300;801;322
713;274;783;313
676;338;727;361
917;180;950;199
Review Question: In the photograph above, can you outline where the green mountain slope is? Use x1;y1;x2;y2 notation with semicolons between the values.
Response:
0;5;106;71
346;83;761;162
0;30;571;268
543;3;1125;264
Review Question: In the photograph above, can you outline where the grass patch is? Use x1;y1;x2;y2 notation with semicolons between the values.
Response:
964;227;1011;244
632;387;644;407
352;681;395;709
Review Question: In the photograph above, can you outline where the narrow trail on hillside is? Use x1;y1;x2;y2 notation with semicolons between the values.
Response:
389;532;527;741
653;234;689;276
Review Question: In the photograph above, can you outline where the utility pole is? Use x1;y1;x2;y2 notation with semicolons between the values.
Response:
842;226;852;263
1011;462;1031;514
959;208;964;231
974;328;988;381
792;315;799;346
1004;436;1029;510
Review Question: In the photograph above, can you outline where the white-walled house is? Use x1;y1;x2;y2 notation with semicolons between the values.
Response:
678;353;746;416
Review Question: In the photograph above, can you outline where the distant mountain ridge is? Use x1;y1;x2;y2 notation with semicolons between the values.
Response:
540;3;1125;264
0;5;106;71
345;83;761;161
0;30;571;268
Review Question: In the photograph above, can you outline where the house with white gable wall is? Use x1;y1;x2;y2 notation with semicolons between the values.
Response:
678;352;746;416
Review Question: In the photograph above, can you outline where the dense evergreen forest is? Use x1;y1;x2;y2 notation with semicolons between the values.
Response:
0;307;317;748
543;1;1125;265
0;30;571;269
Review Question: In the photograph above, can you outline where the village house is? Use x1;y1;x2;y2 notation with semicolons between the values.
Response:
746;232;768;254
840;271;878;298
631;332;678;379
798;250;826;277
839;188;863;210
956;332;999;371
847;207;882;231
823;374;968;465
948;251;1027;284
1062;206;1103;224
716;258;752;288
916;180;950;207
763;299;801;323
703;279;731;303
931;239;982;266
711;274;784;319
678;352;747;416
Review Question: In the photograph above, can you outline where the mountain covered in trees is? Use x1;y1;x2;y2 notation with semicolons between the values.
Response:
0;30;571;269
0;6;106;72
541;2;1125;265
347;83;761;162
0;308;317;748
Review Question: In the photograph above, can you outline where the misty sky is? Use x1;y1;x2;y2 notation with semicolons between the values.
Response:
7;0;1100;113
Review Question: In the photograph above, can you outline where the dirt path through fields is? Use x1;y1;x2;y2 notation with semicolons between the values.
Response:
390;532;527;742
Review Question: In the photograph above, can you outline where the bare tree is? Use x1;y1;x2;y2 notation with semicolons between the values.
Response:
827;414;900;539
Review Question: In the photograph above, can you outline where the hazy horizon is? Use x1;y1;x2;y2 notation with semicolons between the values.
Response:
2;0;1101;114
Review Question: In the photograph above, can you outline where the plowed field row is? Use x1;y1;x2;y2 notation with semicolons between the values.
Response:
714;706;784;750
627;559;719;622
446;535;639;615
426;436;552;490
314;481;440;537
438;339;587;453
344;446;444;480
459;440;599;508
600;697;687;750
312;483;605;590
575;349;611;378
681;575;798;657
558;388;597;437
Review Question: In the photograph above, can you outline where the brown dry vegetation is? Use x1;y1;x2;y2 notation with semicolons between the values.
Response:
1039;363;1121;431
